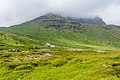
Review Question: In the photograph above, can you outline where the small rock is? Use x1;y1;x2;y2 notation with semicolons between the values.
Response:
41;49;52;53
8;49;21;52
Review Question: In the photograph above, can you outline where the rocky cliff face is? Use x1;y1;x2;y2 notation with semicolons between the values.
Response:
72;16;106;25
32;14;105;27
62;15;106;25
38;14;105;25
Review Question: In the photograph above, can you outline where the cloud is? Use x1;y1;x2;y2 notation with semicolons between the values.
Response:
0;0;120;27
100;4;120;25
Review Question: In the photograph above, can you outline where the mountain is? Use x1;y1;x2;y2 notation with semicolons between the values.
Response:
33;13;106;25
0;13;120;49
1;14;120;80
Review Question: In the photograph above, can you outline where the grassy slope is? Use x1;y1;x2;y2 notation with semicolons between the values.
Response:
0;21;120;50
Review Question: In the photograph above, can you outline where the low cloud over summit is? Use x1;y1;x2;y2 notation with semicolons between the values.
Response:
0;0;120;26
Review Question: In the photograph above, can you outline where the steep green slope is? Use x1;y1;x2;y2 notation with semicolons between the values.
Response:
0;14;120;49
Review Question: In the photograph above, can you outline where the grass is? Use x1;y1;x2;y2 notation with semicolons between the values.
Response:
0;14;120;80
1;22;120;49
0;47;120;80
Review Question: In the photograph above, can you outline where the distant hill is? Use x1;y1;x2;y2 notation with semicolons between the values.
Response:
0;13;120;49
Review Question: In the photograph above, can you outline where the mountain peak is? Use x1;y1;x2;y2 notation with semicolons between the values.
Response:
35;13;106;25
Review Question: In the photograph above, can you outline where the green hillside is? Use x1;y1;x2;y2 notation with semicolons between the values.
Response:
0;14;120;50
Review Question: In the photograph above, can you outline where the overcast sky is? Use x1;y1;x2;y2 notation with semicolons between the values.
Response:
0;0;120;27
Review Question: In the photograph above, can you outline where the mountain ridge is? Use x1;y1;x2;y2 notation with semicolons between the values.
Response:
33;13;106;25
